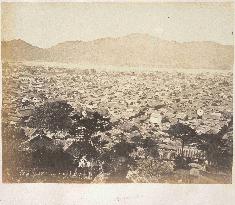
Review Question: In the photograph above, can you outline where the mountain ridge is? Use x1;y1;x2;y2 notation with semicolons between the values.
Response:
2;33;234;70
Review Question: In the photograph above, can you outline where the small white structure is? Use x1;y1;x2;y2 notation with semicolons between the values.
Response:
149;112;162;124
79;156;89;168
22;97;29;103
197;109;204;117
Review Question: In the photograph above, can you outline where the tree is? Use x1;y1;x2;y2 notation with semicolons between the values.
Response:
27;100;74;132
140;137;159;158
197;118;233;171
98;139;136;180
166;123;197;161
69;111;112;138
32;146;74;171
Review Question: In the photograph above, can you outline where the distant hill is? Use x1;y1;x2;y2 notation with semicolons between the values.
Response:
1;39;47;61
2;33;234;70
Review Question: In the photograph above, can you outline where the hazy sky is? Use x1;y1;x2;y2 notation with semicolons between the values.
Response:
2;2;234;48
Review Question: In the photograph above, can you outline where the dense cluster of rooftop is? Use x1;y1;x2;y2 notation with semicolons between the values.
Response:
2;62;233;183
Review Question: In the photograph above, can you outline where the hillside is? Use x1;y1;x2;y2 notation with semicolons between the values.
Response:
1;39;47;62
2;34;234;70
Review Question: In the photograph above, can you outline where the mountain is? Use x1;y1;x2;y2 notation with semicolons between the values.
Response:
1;39;47;61
2;34;234;70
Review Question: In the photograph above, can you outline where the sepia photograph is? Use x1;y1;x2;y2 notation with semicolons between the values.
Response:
1;1;234;184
